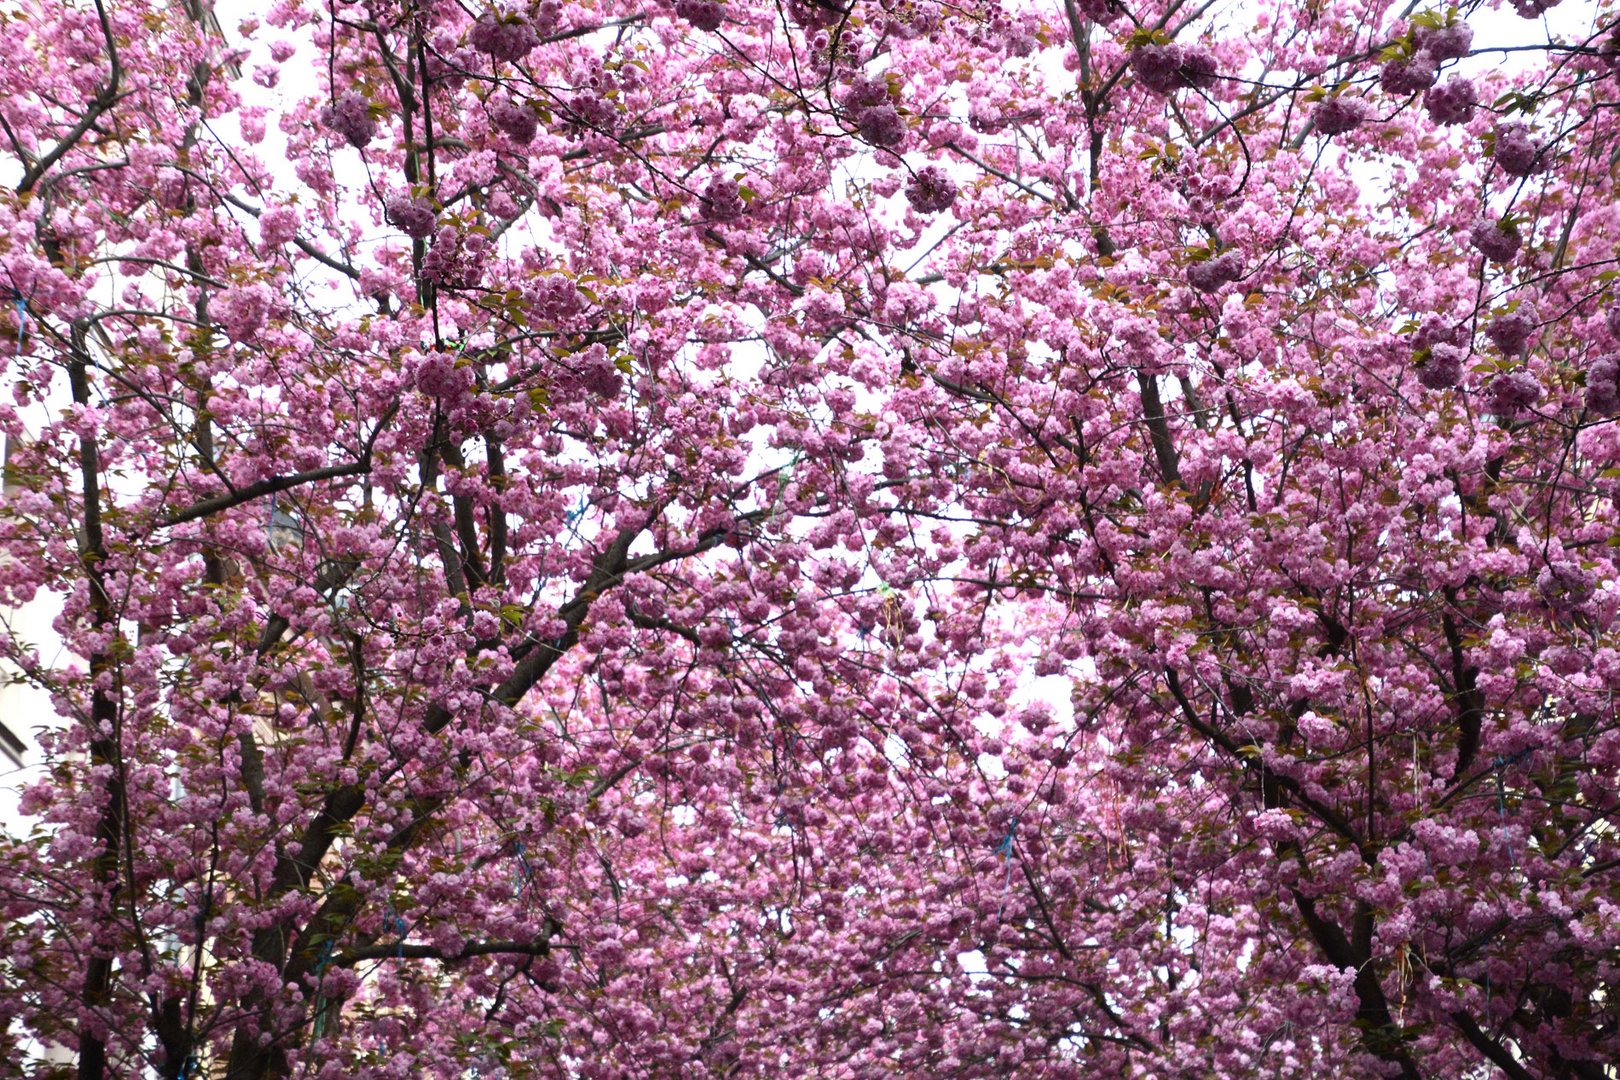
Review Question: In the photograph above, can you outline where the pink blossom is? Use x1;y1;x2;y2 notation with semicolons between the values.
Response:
319;90;377;147
675;0;724;31
1424;76;1476;126
1492;122;1547;177
385;194;437;237
467;11;541;64
1485;302;1539;354
1380;51;1438;95
904;165;956;214
212;282;273;342
1468;216;1521;262
1314;95;1367;136
1418;342;1467;389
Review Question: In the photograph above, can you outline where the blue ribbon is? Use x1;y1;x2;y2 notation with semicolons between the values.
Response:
1494;771;1515;867
384;903;408;958
513;840;535;899
310;939;334;1041
994;816;1019;927
1491;753;1529;867
994;816;1018;859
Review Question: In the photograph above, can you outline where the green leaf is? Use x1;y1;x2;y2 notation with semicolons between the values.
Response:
1493;90;1540;115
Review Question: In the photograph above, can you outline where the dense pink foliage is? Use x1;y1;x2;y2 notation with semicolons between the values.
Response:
2;0;1619;1078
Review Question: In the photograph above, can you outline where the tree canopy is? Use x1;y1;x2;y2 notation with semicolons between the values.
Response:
2;0;1619;1076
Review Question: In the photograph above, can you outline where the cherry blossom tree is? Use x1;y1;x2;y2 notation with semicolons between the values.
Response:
1;0;1619;1077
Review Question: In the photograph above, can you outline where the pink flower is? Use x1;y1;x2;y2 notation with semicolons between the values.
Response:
700;177;746;221
488;96;537;143
1418;342;1467;389
1380;51;1438;95
1415;20;1473;61
1485;302;1539;354
1313;96;1367;136
1468;217;1521;263
1186;251;1244;293
1073;0;1121;24
1538;560;1596;610
212;283;273;342
1587;353;1620;415
468;12;541;64
320;90;377;147
1511;0;1562;18
1178;46;1219;89
1492;122;1546;177
385;194;437;238
1424;77;1475;126
857;104;905;148
1132;42;1217;95
904;166;957;214
675;0;724;31
1413;316;1464;352
1484;370;1542;415
258;206;300;248
1132;44;1186;95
